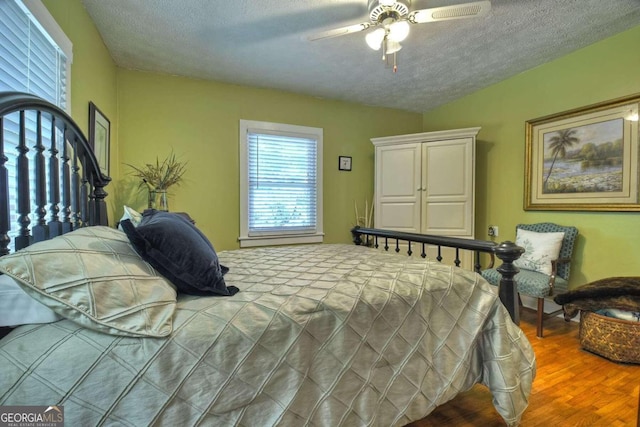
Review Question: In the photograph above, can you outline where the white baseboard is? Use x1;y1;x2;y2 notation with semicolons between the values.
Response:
519;295;580;323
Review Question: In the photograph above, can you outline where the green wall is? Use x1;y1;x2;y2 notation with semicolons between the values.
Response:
43;0;117;129
116;70;422;250
43;0;119;217
422;25;640;287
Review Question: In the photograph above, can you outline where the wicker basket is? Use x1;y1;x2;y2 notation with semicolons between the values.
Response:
579;310;640;364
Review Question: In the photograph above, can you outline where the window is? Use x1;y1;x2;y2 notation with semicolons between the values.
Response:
0;0;72;252
239;120;323;247
0;0;72;108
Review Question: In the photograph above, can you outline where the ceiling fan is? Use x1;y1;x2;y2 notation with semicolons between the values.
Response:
308;0;491;72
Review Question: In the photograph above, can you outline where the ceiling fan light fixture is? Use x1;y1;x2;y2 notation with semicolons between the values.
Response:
385;39;402;55
366;28;386;50
388;20;410;42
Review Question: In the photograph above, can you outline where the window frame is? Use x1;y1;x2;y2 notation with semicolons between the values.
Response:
239;119;324;248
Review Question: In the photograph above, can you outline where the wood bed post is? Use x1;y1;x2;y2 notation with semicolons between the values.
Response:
0;117;9;256
48;117;62;238
61;127;73;234
71;142;81;229
33;111;48;243
16;111;31;251
91;180;110;226
495;241;525;325
352;226;364;245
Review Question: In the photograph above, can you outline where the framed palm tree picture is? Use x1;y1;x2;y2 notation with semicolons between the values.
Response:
525;93;640;211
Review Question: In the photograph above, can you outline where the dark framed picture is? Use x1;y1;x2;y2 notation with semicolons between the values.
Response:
524;93;639;211
89;102;110;176
339;156;352;171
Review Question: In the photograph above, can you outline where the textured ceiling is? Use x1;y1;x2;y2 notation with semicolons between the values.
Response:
81;0;640;113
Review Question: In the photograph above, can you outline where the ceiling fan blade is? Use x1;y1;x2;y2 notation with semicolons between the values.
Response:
307;22;372;41
409;0;491;24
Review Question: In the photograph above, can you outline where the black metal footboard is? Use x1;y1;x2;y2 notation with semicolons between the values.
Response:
351;226;524;325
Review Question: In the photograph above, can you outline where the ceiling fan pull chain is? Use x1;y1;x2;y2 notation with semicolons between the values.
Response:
393;52;398;73
382;35;387;61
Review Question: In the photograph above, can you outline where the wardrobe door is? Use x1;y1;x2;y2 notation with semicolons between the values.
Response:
421;137;475;268
374;143;421;233
421;137;474;236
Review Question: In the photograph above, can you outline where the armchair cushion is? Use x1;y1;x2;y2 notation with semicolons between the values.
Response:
481;268;569;299
513;228;565;275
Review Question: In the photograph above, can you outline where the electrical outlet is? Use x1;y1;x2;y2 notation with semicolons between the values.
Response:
488;225;499;237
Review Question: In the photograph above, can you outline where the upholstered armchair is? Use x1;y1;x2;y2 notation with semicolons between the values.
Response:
482;222;579;338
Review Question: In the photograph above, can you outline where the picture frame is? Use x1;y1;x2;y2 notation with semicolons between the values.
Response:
524;93;640;211
88;102;110;176
338;155;352;171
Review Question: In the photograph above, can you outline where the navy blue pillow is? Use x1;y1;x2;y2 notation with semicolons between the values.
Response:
121;210;238;296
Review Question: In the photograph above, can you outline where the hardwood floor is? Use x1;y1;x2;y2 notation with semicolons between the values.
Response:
407;309;640;427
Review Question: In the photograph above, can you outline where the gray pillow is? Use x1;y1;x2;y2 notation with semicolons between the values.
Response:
0;226;177;337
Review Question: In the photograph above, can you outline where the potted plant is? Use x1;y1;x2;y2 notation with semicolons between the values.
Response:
127;152;187;211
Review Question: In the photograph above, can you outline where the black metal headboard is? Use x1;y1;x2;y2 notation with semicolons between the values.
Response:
0;91;111;255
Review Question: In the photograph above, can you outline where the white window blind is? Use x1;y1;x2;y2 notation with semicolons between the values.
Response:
0;0;69;107
239;120;323;247
0;0;72;252
248;131;317;234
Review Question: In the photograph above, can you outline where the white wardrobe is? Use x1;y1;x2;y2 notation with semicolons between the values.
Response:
371;127;479;268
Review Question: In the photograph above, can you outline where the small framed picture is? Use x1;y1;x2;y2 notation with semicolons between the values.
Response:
339;156;352;171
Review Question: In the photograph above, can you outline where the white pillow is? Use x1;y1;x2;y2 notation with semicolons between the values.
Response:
513;228;565;275
0;274;62;326
117;205;143;231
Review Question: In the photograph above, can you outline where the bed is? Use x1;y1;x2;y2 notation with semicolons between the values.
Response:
0;92;535;426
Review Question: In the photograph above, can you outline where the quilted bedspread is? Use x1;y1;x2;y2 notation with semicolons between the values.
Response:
0;244;535;426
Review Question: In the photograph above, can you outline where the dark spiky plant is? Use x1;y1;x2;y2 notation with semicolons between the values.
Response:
126;152;187;191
